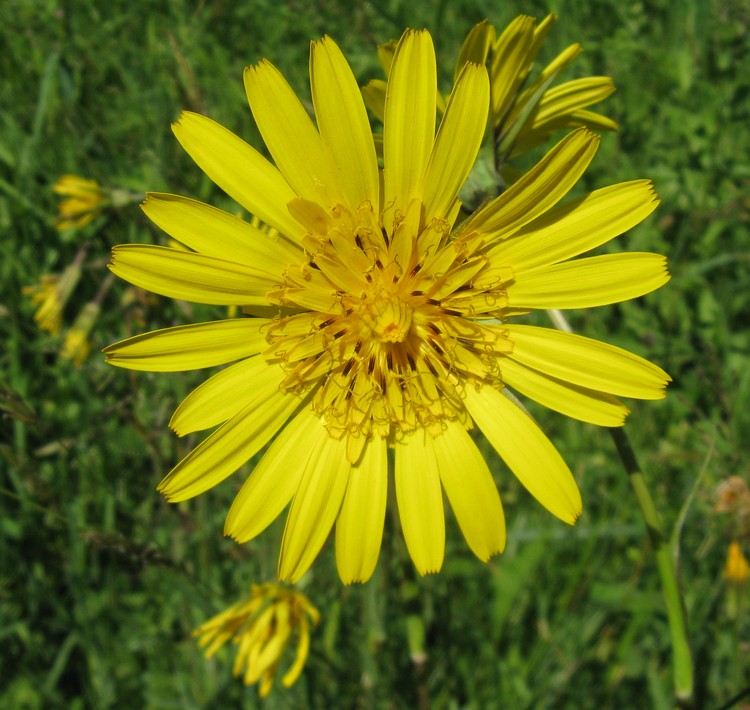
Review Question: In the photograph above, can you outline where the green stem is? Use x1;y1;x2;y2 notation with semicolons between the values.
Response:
547;310;694;707
609;427;694;707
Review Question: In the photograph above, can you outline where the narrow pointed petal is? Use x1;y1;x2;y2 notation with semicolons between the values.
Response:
422;62;489;224
244;61;340;207
533;77;616;125
464;385;582;524
395;430;445;574
103;319;269;371
489;180;659;271
279;428;350;583
172;111;304;242
433;420;505;561
224;407;320;543
500;356;629;427
158;390;300;502
490;16;535;123
141;193;302;268
335;438;388;584
311;36;379;211
453;20;495;80
360;79;386;122
109;245;278;305
282;616;310;687
504;324;671;399
508;253;670;309
383;29;436;227
170;356;286;436
461;128;599;243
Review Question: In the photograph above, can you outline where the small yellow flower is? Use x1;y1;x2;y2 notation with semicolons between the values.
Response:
362;14;616;172
724;541;749;585
195;583;319;696
475;14;617;162
53;175;108;230
24;260;84;336
61;302;101;365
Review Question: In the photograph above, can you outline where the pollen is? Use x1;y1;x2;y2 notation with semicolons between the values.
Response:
362;290;413;343
264;203;513;455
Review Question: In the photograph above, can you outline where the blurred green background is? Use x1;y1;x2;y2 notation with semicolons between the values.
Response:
2;0;749;707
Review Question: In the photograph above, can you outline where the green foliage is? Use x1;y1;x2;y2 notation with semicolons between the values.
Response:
1;0;749;707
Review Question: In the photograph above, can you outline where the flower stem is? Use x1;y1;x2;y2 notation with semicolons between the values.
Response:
546;309;694;707
609;427;694;707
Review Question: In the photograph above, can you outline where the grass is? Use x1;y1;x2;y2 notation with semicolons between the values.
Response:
1;0;749;707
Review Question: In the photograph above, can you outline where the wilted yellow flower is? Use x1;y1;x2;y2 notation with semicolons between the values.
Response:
724;541;749;585
24;258;84;336
53;175;108;230
105;30;669;584
195;583;319;696
61;302;101;365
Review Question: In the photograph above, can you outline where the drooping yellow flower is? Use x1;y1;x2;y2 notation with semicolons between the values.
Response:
61;302;101;366
104;30;670;583
53;175;108;230
195;583;319;696
24;258;84;336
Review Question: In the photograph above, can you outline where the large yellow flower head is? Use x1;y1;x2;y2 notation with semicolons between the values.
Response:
105;30;670;583
195;583;319;696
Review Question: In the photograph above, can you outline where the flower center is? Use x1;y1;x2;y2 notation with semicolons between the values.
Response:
262;203;516;460
361;290;413;343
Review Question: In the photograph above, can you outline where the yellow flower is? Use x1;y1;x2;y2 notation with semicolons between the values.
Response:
61;302;101;365
24;260;84;336
195;583;319;696
363;14;616;171
479;14;617;162
105;30;670;583
724;541;749;585
53;175;108;230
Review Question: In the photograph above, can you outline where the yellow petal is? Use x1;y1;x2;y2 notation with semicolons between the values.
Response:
508;253;670;309
311;36;380;211
489;180;660;271
395;430;445;575
504;324;671;399
103;318;269;372
278;426;351;583
461;128;599;243
489;16;535;123
224;407;320;542
158;390;300;502
383;29;436;231
453;20;495;80
244;61;339;207
282;615;310;687
141;193;301;268
172;111;304;242
249;622;290;684
335;437;388;584
533;77;616;126
360;79;386;123
109;245;277;305
499;356;629;427
464;385;582;524
170;356;286;436
512;42;582;118
432;420;505;561
422;62;489;224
